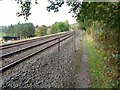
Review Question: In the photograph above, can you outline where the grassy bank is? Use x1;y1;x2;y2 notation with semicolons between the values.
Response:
84;35;118;88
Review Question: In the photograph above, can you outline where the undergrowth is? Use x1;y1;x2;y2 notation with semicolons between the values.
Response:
84;35;119;88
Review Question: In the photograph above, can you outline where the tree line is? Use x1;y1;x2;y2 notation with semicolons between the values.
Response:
35;20;70;36
5;23;35;39
2;20;70;39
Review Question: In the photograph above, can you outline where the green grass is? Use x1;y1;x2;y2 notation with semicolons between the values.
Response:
84;35;118;88
0;32;6;38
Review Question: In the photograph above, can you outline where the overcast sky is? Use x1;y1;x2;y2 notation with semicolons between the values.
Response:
0;0;78;26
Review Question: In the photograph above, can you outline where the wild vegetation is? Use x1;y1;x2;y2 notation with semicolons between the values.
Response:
5;23;35;39
85;35;118;88
50;20;70;34
1;20;70;39
35;25;47;36
78;2;120;88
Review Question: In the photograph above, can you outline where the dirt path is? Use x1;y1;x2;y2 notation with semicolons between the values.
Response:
73;38;91;88
62;31;91;88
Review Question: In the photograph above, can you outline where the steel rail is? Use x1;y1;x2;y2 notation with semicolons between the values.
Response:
0;33;73;72
0;31;71;50
0;32;72;58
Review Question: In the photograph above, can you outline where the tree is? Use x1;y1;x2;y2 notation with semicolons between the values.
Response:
5;23;35;38
21;23;35;38
5;25;15;36
2;0;118;21
50;21;70;34
0;0;81;20
14;22;23;37
0;26;8;32
64;20;70;30
35;25;47;36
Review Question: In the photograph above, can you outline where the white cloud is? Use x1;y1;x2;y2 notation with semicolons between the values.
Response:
0;0;76;26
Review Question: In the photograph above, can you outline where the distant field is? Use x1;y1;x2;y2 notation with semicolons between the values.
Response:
0;32;6;38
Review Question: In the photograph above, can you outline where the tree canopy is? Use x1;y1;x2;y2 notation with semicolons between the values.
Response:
50;21;70;34
35;25;47;36
5;23;35;38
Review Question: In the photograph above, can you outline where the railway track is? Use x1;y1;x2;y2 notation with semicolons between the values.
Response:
0;31;72;57
0;31;75;72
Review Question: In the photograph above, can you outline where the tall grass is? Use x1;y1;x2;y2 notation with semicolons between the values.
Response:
84;35;118;88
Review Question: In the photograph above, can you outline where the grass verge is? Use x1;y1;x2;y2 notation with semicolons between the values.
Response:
84;35;118;88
